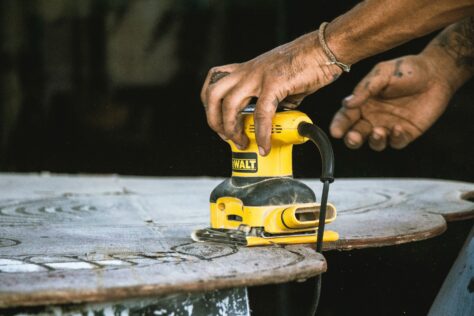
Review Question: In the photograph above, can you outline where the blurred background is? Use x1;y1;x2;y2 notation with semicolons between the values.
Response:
1;1;473;315
1;0;472;180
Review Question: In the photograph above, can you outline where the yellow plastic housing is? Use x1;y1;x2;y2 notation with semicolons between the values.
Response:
211;197;337;235
229;110;312;177
245;231;339;246
206;109;339;246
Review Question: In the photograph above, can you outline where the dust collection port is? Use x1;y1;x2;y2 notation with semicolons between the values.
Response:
295;207;318;221
294;206;336;223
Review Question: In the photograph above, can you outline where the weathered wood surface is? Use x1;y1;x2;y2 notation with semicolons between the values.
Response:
3;288;250;316
0;174;325;308
315;178;474;250
0;174;473;308
428;225;474;316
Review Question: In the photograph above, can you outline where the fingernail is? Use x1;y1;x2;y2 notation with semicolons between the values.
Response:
236;144;244;150
372;133;381;140
258;146;266;156
342;94;354;106
347;131;361;144
217;133;228;141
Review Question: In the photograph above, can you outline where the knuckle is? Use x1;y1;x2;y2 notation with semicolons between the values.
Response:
254;109;271;122
207;83;218;96
222;116;240;136
222;94;240;111
206;86;222;104
256;101;278;117
208;66;221;75
223;122;236;136
206;116;221;131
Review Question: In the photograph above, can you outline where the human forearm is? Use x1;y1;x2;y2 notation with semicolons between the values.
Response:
201;0;474;154
421;17;474;93
325;0;474;65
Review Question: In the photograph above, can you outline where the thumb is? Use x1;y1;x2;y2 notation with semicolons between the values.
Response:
343;65;391;108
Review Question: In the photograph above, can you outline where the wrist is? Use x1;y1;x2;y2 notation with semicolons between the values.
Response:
421;18;474;93
420;45;470;94
312;34;345;83
318;22;351;72
324;20;358;66
291;30;344;83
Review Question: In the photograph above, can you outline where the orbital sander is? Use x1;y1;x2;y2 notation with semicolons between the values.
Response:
192;105;338;248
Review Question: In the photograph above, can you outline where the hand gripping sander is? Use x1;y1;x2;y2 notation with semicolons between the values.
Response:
192;106;338;247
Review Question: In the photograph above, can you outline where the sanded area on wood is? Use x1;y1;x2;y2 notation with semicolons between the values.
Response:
0;174;325;308
0;174;473;307
428;225;474;316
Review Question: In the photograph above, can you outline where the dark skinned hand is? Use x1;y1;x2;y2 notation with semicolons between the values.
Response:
201;32;342;156
330;55;454;151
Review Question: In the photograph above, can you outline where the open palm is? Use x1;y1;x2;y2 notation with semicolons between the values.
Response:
330;55;453;151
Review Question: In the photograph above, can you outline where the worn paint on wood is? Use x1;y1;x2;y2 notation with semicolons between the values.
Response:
0;174;473;308
428;225;474;316
0;174;325;308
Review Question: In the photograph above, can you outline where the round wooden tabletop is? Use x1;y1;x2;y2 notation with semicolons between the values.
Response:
306;178;474;250
0;174;473;307
0;174;325;308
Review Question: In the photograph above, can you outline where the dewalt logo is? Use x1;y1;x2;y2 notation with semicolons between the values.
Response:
232;152;258;173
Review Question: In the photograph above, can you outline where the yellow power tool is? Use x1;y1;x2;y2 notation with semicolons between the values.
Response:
192;105;338;247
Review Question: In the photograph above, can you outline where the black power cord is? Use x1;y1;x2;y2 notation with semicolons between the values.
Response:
298;122;335;316
310;180;330;316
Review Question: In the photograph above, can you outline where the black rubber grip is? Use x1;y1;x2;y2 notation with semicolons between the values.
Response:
297;122;335;183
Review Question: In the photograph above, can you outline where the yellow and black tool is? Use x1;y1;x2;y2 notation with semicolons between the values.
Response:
192;105;338;247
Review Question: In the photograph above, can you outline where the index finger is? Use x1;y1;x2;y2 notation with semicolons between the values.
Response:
330;106;361;139
254;87;282;156
200;64;239;105
344;65;390;108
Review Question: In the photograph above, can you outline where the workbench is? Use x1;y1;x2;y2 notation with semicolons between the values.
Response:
1;174;473;315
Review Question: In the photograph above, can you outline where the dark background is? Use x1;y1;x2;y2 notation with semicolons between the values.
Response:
1;0;472;181
0;1;473;315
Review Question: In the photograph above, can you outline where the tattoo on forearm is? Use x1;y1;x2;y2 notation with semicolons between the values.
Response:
436;17;474;71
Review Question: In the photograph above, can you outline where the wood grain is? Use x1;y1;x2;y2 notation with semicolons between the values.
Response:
0;174;325;308
0;174;473;307
309;178;474;250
